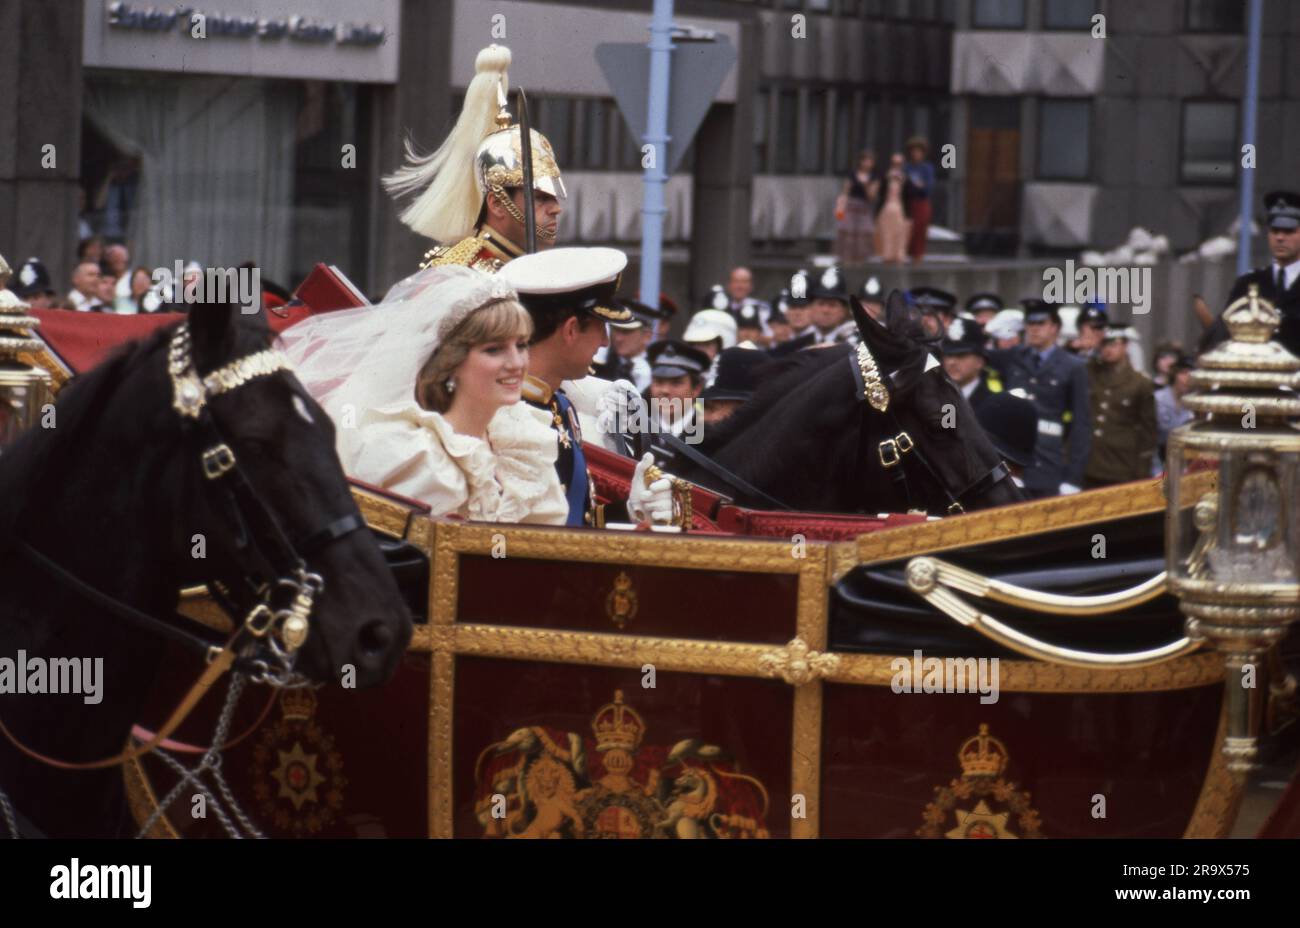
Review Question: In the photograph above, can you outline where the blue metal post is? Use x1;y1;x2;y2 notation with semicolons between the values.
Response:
639;0;674;306
1237;0;1264;276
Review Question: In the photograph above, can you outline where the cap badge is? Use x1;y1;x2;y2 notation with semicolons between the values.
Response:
791;274;807;301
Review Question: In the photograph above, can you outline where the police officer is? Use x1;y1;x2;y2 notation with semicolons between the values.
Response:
1202;190;1300;356
985;300;1091;498
1072;304;1107;357
807;265;857;345
909;286;957;338
939;317;1002;410
1083;323;1156;488
965;292;1002;328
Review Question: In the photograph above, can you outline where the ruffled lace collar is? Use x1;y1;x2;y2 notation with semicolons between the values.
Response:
404;402;560;522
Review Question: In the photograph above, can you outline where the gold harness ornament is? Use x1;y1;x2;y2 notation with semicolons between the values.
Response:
855;342;890;412
169;325;295;420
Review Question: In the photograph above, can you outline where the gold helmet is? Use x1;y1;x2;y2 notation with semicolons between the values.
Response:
384;45;566;244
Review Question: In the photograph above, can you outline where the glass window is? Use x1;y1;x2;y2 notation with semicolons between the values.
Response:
753;89;769;174
536;96;572;170
775;89;799;173
801;90;825;173
831;93;853;174
1186;0;1244;33
1043;0;1096;30
580;98;606;169
1181;101;1237;184
972;0;1025;28
1037;99;1090;180
82;71;370;293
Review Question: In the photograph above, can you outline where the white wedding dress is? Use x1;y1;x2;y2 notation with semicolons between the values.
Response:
278;265;568;524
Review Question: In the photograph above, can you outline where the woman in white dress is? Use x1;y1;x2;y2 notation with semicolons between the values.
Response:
279;265;568;524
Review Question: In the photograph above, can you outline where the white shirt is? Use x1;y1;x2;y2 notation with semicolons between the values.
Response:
345;402;568;525
1274;257;1300;291
113;273;138;314
959;378;979;400
68;289;100;312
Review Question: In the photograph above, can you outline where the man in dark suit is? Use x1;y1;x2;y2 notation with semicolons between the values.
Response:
1201;190;1300;356
985;301;1091;499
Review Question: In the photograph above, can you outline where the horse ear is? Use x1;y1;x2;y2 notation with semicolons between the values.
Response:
884;289;928;341
188;303;239;374
849;295;879;342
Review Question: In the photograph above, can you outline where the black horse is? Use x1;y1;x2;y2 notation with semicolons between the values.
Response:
0;304;413;837
676;293;1024;514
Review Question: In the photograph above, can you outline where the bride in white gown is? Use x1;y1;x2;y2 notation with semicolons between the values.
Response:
279;265;568;524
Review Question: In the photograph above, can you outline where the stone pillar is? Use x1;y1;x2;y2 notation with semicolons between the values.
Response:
0;0;84;292
688;16;758;307
366;0;454;292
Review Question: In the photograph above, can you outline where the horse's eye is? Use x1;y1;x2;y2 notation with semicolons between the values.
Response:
292;394;315;425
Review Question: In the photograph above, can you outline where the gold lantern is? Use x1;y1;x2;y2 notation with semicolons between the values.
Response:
1165;284;1300;774
0;253;54;449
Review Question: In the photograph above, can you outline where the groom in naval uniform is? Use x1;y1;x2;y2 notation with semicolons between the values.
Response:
500;247;682;528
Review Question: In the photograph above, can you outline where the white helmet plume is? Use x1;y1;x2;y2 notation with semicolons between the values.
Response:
383;44;512;243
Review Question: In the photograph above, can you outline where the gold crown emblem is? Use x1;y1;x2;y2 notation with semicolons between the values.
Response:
957;724;1008;778
591;690;646;754
280;687;318;723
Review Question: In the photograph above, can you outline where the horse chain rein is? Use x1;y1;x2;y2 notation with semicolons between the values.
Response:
168;323;319;688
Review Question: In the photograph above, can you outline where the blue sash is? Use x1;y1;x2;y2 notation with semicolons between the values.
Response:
555;392;589;526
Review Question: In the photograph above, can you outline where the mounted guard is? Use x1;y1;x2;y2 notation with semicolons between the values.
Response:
383;44;566;273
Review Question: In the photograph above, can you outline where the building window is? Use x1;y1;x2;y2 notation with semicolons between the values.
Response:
775;89;799;173
801;90;826;173
972;0;1025;28
1043;0;1096;30
1181;101;1238;184
1185;0;1244;33
1037;99;1090;180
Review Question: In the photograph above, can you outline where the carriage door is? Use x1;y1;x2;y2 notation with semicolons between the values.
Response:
964;97;1021;257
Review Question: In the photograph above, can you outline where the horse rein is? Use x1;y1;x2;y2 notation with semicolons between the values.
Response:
1;321;367;771
848;345;1012;516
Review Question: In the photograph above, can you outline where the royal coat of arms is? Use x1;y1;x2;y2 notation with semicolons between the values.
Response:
473;690;770;838
918;723;1043;839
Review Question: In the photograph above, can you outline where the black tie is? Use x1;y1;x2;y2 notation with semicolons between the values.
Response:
1279;266;1287;294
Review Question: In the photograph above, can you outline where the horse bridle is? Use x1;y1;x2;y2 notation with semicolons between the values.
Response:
166;322;367;684
849;342;1012;516
2;321;367;771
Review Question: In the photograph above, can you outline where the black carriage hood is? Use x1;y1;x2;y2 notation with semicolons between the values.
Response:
830;508;1179;658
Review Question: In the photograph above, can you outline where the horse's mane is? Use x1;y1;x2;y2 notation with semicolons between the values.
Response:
701;345;852;454
0;325;182;539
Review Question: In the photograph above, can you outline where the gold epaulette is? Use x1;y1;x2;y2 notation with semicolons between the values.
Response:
418;235;502;273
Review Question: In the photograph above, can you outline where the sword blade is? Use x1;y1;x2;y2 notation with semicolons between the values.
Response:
517;87;537;254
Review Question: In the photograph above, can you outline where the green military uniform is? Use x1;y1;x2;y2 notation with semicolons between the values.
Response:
1084;354;1156;486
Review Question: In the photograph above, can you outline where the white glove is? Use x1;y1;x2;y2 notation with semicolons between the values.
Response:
596;379;644;436
628;452;675;524
1059;482;1082;495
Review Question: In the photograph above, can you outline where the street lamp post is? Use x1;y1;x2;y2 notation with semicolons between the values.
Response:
1166;285;1300;774
0;253;54;450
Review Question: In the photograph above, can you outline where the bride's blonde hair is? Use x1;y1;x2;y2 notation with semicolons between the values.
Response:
417;298;532;412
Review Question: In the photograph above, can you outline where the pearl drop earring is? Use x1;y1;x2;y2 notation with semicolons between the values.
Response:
446;377;457;393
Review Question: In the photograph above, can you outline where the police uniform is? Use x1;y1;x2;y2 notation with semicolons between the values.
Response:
1202;191;1300;357
808;265;857;345
985;301;1091;497
642;340;710;472
593;299;655;390
1084;325;1156;487
384;43;565;274
499;247;636;527
910;286;957;337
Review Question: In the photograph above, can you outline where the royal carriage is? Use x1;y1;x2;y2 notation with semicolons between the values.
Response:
13;291;1300;841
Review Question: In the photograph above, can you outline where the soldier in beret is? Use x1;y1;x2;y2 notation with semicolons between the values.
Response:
1084;323;1156;488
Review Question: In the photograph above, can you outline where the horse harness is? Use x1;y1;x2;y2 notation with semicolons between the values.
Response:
2;322;367;771
668;342;1011;516
848;342;1011;516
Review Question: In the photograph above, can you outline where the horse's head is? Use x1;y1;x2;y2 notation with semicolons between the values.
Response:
851;291;1023;513
182;304;413;687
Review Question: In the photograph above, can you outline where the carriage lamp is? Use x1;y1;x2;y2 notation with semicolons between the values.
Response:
1165;284;1300;774
0;254;53;450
